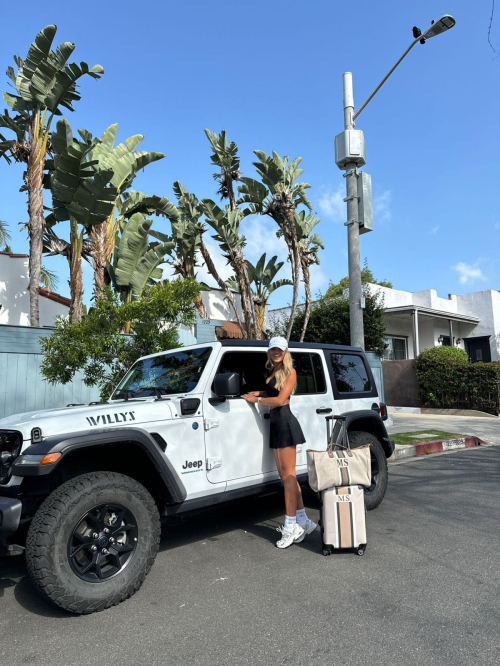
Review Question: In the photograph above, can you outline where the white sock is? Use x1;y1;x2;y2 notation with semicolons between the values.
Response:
284;515;296;531
296;508;307;527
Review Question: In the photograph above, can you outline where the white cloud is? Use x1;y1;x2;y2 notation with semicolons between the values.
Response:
373;190;392;223
430;225;440;235
309;265;329;293
318;184;345;222
242;215;287;263
195;239;234;287
452;262;487;285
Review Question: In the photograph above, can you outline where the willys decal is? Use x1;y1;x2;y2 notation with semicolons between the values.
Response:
86;411;136;427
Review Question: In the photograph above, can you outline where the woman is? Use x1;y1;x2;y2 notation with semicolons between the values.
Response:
242;336;317;548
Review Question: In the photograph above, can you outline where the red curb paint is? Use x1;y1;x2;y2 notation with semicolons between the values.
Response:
412;436;487;456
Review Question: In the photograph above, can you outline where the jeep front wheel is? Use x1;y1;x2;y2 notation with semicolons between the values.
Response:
348;430;388;511
26;472;160;614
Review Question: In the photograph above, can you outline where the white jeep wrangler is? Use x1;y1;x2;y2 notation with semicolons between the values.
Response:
0;340;394;613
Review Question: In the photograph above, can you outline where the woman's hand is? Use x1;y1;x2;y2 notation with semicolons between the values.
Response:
241;393;258;403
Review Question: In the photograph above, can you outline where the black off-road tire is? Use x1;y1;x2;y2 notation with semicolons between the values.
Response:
25;472;160;614
348;430;388;511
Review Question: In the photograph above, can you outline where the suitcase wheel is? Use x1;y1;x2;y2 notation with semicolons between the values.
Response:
356;545;367;556
322;546;333;556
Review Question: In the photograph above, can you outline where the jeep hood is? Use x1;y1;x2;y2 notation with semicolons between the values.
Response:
0;399;176;442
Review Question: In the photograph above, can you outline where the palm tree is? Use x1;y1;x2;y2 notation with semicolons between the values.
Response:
0;220;12;250
238;151;312;339
39;265;59;292
107;212;175;305
205;130;256;337
202;200;255;337
86;124;164;294
47;119;116;322
295;211;324;342
0;25;104;326
246;254;292;338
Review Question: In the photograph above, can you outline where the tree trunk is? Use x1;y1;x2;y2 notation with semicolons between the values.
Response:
242;260;258;339
196;295;208;319
300;262;311;342
68;218;84;323
234;253;254;339
227;178;256;337
285;210;301;340
200;241;246;337
91;220;107;296
27;113;46;327
254;302;266;339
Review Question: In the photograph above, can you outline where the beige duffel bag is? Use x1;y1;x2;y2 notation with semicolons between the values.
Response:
307;431;371;492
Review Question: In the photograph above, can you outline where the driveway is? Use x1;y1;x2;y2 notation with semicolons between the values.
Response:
388;411;500;445
1;447;499;666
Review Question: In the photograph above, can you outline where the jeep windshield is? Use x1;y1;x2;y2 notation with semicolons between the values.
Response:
112;347;213;399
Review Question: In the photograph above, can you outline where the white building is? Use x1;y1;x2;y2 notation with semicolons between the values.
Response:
269;283;500;363
0;252;70;326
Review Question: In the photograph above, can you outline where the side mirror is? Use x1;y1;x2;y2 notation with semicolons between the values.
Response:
213;372;240;397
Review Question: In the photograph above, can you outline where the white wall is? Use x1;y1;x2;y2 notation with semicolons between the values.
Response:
457;290;500;361
0;254;69;327
200;288;268;326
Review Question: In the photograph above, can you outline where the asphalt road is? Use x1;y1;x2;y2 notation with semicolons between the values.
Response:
388;412;500;445
1;446;500;666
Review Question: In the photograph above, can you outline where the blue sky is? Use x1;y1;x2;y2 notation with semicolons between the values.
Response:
1;0;499;310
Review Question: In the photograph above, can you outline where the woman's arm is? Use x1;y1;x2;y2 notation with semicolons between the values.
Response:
245;390;268;397
242;369;296;408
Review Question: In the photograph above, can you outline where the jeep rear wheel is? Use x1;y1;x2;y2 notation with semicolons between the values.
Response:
26;472;160;614
348;430;388;511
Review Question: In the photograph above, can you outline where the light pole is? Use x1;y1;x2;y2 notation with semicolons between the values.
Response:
335;15;456;350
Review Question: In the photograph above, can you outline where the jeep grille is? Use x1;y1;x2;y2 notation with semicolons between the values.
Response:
0;430;22;484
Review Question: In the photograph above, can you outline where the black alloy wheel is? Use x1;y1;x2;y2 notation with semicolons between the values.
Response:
68;503;138;583
347;430;388;511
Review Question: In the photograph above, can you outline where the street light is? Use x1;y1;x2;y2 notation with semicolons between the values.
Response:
335;15;456;350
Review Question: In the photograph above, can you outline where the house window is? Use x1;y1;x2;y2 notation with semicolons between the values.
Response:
383;337;407;361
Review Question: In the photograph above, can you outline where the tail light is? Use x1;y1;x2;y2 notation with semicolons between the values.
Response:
379;403;388;420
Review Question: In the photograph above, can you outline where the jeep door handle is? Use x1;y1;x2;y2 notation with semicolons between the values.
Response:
316;407;332;414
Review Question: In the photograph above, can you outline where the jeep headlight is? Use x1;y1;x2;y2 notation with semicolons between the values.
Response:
0;431;22;484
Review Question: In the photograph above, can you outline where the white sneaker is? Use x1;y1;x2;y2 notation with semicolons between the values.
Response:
276;523;304;549
294;518;317;543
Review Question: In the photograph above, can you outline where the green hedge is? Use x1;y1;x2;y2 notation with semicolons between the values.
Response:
415;347;500;415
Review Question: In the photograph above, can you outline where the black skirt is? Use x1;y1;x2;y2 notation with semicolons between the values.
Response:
269;404;306;449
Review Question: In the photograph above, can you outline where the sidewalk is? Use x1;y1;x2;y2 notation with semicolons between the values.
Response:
388;411;500;447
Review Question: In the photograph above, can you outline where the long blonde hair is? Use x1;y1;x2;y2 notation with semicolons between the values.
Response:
266;349;296;394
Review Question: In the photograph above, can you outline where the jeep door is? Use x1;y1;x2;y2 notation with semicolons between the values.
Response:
203;349;277;488
289;350;333;466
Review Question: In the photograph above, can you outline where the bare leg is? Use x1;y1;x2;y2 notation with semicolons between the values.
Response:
274;447;304;516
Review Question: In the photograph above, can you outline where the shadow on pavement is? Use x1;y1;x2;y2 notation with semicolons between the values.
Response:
0;484;321;618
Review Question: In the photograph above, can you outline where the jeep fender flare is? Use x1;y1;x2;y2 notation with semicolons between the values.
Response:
331;410;395;458
12;427;187;504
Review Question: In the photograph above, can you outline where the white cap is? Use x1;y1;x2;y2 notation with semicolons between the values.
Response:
268;336;288;351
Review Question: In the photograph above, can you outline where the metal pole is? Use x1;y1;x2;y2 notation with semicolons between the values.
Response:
343;72;364;349
412;309;420;357
353;37;420;121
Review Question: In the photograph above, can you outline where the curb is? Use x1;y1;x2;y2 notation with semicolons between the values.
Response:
388;436;488;463
388;406;498;418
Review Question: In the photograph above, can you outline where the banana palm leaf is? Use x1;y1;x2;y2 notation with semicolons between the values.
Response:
50;119;117;227
6;25;103;115
88;125;164;193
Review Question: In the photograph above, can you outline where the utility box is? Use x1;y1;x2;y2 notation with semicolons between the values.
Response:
334;130;366;168
357;171;373;234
